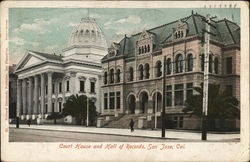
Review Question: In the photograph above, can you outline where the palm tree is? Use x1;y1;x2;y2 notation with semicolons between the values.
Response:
183;84;240;130
62;94;97;125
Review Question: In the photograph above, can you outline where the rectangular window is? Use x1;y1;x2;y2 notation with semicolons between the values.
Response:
45;104;48;113
226;57;233;74
116;92;121;109
66;80;70;92
109;92;115;109
186;83;193;99
59;82;62;93
59;102;62;112
52;103;55;113
174;84;183;106
52;83;55;94
166;85;172;107
80;80;85;92
104;93;108;110
90;82;95;93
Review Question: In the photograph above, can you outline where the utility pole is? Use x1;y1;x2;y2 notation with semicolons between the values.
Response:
201;14;216;140
161;56;166;138
155;82;157;129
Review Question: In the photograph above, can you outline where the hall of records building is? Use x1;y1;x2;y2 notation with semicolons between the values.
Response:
99;12;240;129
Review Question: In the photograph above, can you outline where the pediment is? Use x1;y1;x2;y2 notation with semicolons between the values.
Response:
15;52;46;71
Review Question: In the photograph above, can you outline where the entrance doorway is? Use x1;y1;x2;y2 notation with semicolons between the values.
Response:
128;95;136;114
140;92;148;113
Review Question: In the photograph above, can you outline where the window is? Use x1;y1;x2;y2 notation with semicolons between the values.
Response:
110;69;114;83
45;104;48;113
173;116;184;128
59;82;62;93
176;54;183;73
147;44;150;52
139;65;143;80
90;82;95;93
52;103;55;113
144;63;150;79
66;81;70;92
226;57;233;74
186;83;193;99
52;83;55;94
104;93;108;109
209;54;213;73
116;69;121;83
226;85;233;96
201;54;204;71
167;58;172;75
80;80;85;92
144;45;147;53
142;46;144;53
46;85;48;94
59;102;62;112
109;92;115;109
139;47;141;54
104;72;108;84
214;57;219;74
129;67;134;81
116;92;121;109
187;54;193;71
174;84;184;106
166;85;172;107
155;61;162;77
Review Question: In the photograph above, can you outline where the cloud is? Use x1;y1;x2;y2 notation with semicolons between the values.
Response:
68;22;78;27
10;37;40;47
115;16;142;24
13;18;58;33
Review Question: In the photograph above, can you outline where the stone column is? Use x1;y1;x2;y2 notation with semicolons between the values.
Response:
28;77;33;119
47;72;53;114
22;79;27;119
40;74;45;117
55;79;58;112
16;79;22;117
62;77;66;104
33;75;39;117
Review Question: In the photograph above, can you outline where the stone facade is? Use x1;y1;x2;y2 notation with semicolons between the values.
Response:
101;13;240;129
14;17;108;124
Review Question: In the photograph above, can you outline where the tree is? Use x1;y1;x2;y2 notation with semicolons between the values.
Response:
62;94;97;125
183;84;240;130
47;112;63;124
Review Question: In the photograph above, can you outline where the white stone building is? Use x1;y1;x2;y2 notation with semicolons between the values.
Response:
14;17;108;124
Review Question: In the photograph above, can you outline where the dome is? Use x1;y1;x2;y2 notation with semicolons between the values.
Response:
68;17;108;49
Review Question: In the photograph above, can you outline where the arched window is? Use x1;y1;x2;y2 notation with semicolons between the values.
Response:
129;67;134;81
142;46;144;54
116;69;121;83
155;61;162;77
144;45;147;53
148;44;150;52
187;54;193;71
104;71;107;85
110;69;114;84
176;54;183;73
139;47;141;54
139;65;144;80
209;54;213;73
214;57;219;74
144;63;150;79
167;58;172;75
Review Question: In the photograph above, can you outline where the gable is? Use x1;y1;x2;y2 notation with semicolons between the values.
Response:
22;56;44;68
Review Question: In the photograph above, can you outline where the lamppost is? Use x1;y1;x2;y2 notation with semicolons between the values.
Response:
86;97;89;127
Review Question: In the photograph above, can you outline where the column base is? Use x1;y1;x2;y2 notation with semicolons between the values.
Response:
135;109;140;114
26;115;31;120
21;115;25;120
32;114;37;120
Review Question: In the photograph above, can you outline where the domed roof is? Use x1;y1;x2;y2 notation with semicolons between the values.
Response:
68;17;108;49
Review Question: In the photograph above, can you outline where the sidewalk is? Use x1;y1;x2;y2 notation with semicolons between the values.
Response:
9;124;240;141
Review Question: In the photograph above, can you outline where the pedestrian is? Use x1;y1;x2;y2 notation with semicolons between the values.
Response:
27;119;31;127
129;119;134;132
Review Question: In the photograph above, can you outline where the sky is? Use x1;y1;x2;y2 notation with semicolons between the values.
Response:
9;8;240;65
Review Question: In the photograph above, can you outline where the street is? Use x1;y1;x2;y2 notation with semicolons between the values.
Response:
9;128;179;142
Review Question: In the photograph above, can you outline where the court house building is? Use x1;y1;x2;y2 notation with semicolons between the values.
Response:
100;12;240;129
14;17;108;123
